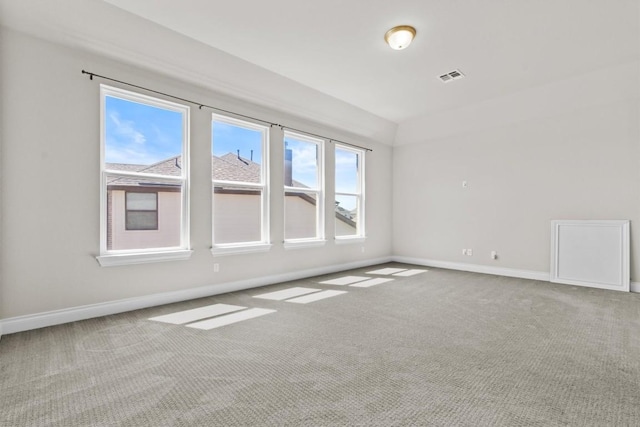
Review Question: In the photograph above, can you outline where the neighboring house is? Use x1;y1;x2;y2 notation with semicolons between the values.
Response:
107;152;356;250
106;158;183;250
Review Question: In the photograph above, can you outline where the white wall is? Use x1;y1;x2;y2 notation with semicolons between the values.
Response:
0;28;393;320
393;63;640;278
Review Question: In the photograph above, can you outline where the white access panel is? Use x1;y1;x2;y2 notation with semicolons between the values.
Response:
550;220;629;292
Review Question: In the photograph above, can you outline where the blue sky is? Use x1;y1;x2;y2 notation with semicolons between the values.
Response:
284;137;318;188
105;96;183;165
212;121;263;164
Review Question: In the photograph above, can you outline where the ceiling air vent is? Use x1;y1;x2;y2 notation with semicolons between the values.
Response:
439;69;465;83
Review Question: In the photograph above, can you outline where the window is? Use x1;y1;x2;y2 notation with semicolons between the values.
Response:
125;192;158;230
335;145;365;239
98;85;190;266
212;114;270;253
284;131;324;244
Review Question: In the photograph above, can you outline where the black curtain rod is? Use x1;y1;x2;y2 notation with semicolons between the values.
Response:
81;70;373;152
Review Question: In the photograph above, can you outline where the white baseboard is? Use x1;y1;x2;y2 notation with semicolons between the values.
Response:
393;256;640;294
0;256;392;335
392;256;550;281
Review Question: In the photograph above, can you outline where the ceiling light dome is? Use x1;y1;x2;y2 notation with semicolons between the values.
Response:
384;25;416;50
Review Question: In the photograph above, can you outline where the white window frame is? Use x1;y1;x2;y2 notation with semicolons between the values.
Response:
97;85;192;267
335;144;365;242
211;114;271;255
283;131;325;248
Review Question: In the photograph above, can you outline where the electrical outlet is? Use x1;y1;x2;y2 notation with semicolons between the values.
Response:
213;263;220;272
467;249;473;256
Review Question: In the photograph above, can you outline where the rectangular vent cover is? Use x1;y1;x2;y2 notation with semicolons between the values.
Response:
439;69;465;83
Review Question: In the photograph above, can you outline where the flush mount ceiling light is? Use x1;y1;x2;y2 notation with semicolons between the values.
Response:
384;25;416;50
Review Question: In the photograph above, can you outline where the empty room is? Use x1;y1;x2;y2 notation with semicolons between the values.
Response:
1;1;639;425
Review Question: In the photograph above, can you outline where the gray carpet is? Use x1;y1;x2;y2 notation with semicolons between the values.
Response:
1;263;639;426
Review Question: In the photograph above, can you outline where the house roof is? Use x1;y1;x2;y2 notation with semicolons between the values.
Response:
106;152;356;226
107;153;260;186
212;153;261;183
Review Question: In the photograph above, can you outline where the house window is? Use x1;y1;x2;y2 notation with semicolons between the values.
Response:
284;131;324;243
335;145;365;238
99;85;190;265
212;114;269;252
125;192;158;230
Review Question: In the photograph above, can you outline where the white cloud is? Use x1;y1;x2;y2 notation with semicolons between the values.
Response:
109;112;146;145
291;143;317;173
335;150;357;166
105;141;160;165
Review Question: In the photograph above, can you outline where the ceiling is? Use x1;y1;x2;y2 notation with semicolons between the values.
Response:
1;0;638;133
102;0;639;123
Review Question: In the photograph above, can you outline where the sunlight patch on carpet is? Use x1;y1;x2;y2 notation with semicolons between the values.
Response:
253;287;321;301
366;268;407;275
319;276;369;285
149;304;246;325
186;308;276;330
286;290;347;304
350;278;395;288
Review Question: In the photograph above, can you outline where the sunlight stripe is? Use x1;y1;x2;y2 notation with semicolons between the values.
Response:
393;269;427;277
366;268;407;275
286;290;347;304
149;304;246;324
254;287;321;301
350;278;394;288
186;308;276;330
319;276;369;285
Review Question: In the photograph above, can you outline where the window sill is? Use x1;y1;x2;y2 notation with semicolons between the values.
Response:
211;243;272;256
335;236;366;245
284;239;327;250
96;249;193;267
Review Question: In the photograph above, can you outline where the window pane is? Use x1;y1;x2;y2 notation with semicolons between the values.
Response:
284;136;318;189
212;120;263;183
335;148;359;194
107;178;182;250
285;191;318;240
126;192;157;210
335;195;358;237
126;211;157;230
213;187;262;244
105;96;184;176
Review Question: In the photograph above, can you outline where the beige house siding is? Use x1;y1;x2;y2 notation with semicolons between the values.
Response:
109;190;356;250
213;193;262;244
110;190;182;250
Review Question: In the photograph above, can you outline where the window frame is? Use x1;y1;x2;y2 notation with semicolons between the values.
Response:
334;144;366;241
283;131;325;248
211;114;271;255
97;85;191;266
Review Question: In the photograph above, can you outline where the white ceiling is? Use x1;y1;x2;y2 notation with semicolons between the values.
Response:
102;0;639;123
1;0;638;138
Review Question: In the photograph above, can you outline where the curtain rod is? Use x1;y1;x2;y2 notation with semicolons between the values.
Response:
81;70;373;152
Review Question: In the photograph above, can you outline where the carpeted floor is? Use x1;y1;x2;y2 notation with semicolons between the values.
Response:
1;263;639;426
